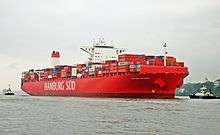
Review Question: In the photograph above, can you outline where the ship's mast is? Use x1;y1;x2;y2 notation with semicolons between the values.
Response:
8;84;11;90
163;43;167;66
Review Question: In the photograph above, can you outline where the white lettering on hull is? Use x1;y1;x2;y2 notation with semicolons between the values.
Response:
44;80;76;90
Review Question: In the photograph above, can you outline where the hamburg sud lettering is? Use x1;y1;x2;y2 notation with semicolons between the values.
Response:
44;80;76;90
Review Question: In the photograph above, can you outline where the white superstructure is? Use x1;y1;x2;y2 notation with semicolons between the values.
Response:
80;38;126;63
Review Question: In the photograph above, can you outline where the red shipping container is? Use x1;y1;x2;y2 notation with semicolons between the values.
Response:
155;58;164;66
118;69;129;73
176;62;184;67
166;56;176;63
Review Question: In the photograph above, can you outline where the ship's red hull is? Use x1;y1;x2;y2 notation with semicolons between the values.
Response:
21;72;186;99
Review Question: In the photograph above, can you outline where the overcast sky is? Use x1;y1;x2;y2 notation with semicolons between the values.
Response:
0;0;220;90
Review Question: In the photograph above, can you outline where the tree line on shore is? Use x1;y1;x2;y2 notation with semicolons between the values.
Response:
176;79;220;96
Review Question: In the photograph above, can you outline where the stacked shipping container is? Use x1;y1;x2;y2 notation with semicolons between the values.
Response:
22;54;184;82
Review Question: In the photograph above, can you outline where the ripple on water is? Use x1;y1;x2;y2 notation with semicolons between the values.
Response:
0;95;220;135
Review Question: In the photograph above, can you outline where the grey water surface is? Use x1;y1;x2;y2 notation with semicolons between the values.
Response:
0;93;220;135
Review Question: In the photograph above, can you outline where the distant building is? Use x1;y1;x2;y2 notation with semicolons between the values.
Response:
214;79;220;87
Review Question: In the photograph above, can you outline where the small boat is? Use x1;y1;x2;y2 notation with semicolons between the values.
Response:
2;85;15;95
189;86;217;99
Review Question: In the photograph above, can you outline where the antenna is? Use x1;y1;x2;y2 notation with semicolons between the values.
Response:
8;84;11;90
163;42;168;66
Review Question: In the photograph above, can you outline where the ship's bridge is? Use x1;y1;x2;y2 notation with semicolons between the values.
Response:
80;38;126;63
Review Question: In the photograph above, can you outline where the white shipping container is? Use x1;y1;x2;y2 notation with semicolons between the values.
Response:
91;64;102;68
72;68;77;76
89;67;95;72
48;75;52;79
118;62;129;66
129;64;141;71
77;73;82;78
98;71;102;74
129;65;136;69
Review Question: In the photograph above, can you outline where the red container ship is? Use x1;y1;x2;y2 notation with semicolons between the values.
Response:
21;39;189;98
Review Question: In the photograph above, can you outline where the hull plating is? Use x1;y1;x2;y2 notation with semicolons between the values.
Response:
21;73;185;99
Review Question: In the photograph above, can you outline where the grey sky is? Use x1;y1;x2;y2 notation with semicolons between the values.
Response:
0;0;220;90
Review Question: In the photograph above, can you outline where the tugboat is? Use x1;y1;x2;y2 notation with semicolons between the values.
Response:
189;86;217;99
2;84;15;95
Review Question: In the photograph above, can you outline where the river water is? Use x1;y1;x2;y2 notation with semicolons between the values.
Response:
0;93;220;135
